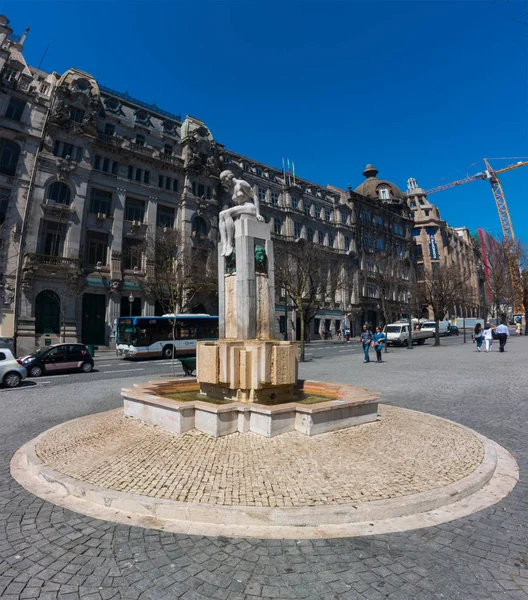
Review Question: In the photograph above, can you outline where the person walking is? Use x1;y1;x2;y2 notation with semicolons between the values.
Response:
483;323;494;352
516;321;522;336
360;324;373;363
472;323;483;352
495;321;510;352
373;326;386;362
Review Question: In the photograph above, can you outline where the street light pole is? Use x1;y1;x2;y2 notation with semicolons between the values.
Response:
407;291;413;350
128;293;134;317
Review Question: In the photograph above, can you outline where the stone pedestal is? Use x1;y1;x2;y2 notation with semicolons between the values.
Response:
198;213;297;403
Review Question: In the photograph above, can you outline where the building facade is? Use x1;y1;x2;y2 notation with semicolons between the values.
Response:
406;178;482;318
1;14;482;355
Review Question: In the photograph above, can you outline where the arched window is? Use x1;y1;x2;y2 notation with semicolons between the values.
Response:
378;187;390;200
47;182;72;205
0;139;21;176
192;216;207;236
35;290;60;334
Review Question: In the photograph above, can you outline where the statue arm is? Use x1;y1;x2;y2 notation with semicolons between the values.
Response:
239;180;264;221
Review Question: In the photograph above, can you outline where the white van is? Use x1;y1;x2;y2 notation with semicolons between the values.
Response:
420;321;450;336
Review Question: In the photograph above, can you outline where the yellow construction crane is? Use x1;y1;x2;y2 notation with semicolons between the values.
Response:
425;158;528;311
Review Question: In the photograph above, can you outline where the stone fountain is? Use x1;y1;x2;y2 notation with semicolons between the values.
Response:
122;171;379;437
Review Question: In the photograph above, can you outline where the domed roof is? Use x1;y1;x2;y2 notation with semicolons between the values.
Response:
354;164;404;201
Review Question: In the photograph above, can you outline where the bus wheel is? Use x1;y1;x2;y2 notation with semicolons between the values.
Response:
162;345;174;359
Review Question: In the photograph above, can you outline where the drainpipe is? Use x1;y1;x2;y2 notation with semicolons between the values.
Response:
12;97;54;355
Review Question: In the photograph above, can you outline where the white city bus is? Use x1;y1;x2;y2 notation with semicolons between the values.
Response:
115;314;219;359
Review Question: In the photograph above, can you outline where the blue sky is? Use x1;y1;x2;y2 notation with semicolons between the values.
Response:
5;0;528;240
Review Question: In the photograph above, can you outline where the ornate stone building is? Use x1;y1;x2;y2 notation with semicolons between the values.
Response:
406;178;482;318
0;14;415;354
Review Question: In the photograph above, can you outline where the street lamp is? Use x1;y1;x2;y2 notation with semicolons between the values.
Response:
406;291;413;350
128;292;134;316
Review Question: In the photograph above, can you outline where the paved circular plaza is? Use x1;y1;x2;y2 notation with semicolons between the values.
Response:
11;402;516;538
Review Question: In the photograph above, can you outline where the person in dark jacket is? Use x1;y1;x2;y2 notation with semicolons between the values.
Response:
360;324;373;363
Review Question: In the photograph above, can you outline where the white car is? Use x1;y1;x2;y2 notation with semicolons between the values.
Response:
0;348;27;388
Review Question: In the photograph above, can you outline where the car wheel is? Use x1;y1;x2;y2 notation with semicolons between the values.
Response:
162;345;174;359
80;361;93;373
29;365;43;378
3;372;21;388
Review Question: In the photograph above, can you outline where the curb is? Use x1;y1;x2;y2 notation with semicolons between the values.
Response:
10;408;519;539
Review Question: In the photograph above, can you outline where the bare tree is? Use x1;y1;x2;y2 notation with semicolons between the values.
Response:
417;262;470;346
274;239;348;362
370;252;411;352
143;228;217;372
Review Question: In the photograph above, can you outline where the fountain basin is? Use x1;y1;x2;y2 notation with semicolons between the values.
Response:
122;379;379;438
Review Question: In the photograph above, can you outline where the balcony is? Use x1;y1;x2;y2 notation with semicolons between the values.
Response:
23;253;80;273
97;133;124;149
156;151;183;167
126;142;154;157
41;199;75;218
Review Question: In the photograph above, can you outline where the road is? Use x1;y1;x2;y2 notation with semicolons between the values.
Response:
0;332;526;599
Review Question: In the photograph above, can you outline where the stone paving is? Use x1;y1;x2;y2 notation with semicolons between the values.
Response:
34;405;484;507
0;337;527;598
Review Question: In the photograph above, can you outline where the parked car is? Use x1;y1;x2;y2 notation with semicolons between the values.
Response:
420;321;450;336
447;324;459;336
0;348;27;388
384;323;433;346
21;344;94;378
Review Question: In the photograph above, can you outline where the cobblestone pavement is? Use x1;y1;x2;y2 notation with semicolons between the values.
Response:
1;337;527;599
35;405;484;507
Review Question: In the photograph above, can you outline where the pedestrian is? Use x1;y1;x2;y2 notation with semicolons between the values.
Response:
495;321;510;352
345;328;350;342
483;323;494;352
472;323;483;352
516;322;522;336
360;324;373;363
373;326;385;362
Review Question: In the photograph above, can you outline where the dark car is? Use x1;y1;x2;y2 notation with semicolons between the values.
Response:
21;343;94;378
447;324;459;336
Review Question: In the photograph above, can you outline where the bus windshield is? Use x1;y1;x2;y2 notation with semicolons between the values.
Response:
117;319;135;344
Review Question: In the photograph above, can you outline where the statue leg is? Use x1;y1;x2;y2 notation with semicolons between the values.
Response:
219;213;227;256
223;211;235;256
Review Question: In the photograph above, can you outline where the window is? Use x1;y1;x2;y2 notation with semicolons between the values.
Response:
104;123;115;136
324;209;331;223
367;284;377;298
41;221;66;256
411;228;420;237
165;176;171;190
329;233;335;248
376;237;385;252
243;162;250;172
105;97;120;112
47;182;71;205
360;209;372;223
366;258;374;272
345;235;351;250
374;215;383;228
0;139;20;176
307;227;314;241
274;218;282;235
35;291;60;334
89;188;112;215
164;144;173;155
69;107;85;123
135;168;142;182
294;222;302;238
268;172;275;181
0;188;9;224
271;191;279;206
143;170;150;185
94;154;118;174
378;187;390;200
125;198;145;222
128;165;134;179
363;233;372;250
222;154;231;163
304;202;311;216
86;231;108;265
318;231;324;245
5;98;25;121
414;244;423;260
122;238;143;270
3;68;18;83
173;179;179;192
135;134;145;146
258;188;266;202
158;175;164;188
192;216;207;236
340;212;347;225
256;166;263;177
157;205;175;229
135;110;149;124
393;223;404;236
